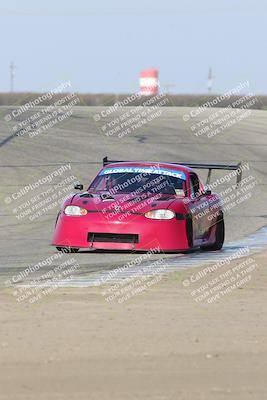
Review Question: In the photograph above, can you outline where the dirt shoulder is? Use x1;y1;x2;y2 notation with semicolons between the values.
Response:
1;250;267;400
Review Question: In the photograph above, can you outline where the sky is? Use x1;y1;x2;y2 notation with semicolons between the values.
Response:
0;0;266;94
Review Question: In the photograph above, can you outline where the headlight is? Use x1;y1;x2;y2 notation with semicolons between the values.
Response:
145;209;175;220
64;206;88;216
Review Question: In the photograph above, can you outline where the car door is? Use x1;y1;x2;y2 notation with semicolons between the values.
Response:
188;173;210;244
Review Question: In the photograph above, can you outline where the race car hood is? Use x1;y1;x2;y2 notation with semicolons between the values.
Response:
68;191;179;214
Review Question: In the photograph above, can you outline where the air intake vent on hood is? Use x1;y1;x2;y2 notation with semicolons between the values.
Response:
79;192;94;198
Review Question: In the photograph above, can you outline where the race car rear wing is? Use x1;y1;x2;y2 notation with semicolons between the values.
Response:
102;157;243;187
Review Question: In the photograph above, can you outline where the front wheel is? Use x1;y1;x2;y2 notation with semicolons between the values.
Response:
201;212;225;251
56;247;79;253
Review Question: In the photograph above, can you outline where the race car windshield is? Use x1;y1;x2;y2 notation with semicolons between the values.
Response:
89;172;186;196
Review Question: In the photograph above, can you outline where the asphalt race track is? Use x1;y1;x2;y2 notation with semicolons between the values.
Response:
0;106;267;286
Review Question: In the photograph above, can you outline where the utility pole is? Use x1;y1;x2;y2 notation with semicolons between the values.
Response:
162;84;176;94
10;62;15;93
207;67;213;93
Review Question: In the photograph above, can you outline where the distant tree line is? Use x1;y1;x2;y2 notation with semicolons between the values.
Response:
0;93;266;110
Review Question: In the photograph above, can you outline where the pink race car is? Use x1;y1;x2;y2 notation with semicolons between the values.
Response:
52;157;242;253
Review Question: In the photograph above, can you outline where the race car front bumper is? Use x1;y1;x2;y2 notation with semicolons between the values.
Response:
52;211;190;251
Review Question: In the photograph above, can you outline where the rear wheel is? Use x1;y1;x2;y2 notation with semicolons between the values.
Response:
201;212;224;251
56;247;79;253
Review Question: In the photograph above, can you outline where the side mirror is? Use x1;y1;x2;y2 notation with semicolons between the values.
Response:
74;183;84;191
203;189;212;196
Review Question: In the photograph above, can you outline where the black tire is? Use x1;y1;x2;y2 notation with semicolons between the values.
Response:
186;214;193;248
201;212;225;251
56;247;79;253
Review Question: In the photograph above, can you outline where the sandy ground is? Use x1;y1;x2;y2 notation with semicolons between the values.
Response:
1;249;267;400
